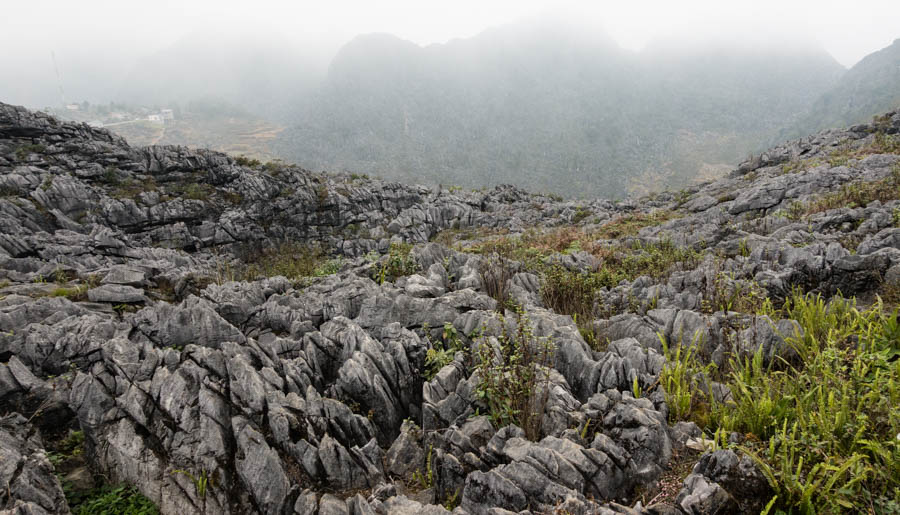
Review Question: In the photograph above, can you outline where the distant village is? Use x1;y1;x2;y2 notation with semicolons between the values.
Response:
51;102;176;128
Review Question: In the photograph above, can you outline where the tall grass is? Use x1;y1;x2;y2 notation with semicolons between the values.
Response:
663;288;900;512
677;290;900;513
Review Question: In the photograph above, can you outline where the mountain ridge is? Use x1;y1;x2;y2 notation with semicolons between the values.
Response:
274;19;847;197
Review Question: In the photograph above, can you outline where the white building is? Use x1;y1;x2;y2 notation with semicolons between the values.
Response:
148;114;163;122
161;109;174;120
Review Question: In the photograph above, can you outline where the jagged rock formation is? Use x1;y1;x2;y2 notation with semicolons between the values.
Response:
1;102;899;514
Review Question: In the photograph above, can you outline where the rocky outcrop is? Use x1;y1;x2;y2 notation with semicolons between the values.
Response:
1;102;898;514
0;414;70;515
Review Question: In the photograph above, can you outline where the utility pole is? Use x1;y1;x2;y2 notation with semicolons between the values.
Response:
51;51;67;107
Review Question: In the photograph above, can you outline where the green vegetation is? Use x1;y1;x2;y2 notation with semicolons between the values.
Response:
249;244;340;282
0;184;22;197
469;226;701;348
50;286;89;301
234;155;262;168
781;158;824;175
424;323;465;380
70;485;158;515
112;177;158;199
664;290;900;513
219;243;341;286
474;311;554;441
169;182;214;201
412;444;434;490
172;469;214;499
372;242;419;284
571;206;592;224
477;239;515;309
101;167;120;185
701;267;768;315
594;210;680;240
15;143;46;161
223;190;243;205
805;166;900;216
47;429;84;467
48;429;158;514
315;183;329;205
659;334;716;427
431;226;509;248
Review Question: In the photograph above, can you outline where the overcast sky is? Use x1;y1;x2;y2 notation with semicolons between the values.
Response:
1;0;898;108
3;0;898;66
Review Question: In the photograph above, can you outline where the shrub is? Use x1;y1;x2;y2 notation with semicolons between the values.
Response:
474;311;554;441
183;183;214;201
15;143;46;161
234;243;339;285
610;239;704;283
540;264;615;323
262;160;285;175
101;167;120;185
372;242;419;284
702;268;767;314
595;210;679;239
477;239;516;309
0;184;21;197
234;155;261;168
871;131;900;154
424;322;464;380
571;207;591;224
315;183;329;205
112;178;157;199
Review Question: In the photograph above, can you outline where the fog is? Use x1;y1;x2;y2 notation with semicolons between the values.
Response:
2;0;898;197
2;0;898;107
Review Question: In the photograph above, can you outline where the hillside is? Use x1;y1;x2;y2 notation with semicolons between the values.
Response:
273;21;844;197
1;102;899;514
788;38;900;136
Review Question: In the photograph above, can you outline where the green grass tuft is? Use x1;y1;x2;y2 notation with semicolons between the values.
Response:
668;289;900;513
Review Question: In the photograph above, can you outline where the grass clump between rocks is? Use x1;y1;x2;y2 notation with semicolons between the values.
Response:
804;166;900;216
663;289;900;513
218;242;341;286
424;322;465;380
70;485;158;515
15;143;46;161
594;209;680;239
372;242;419;284
48;429;158;515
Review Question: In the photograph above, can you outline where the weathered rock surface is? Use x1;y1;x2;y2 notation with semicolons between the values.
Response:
1;102;898;514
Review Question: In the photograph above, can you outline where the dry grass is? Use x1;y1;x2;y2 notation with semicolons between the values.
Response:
805;167;900;216
594;210;680;240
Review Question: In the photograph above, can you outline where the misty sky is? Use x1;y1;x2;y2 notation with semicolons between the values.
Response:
5;0;898;65
2;0;898;107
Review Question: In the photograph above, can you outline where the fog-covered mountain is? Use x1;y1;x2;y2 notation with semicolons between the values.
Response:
274;20;845;196
785;38;900;137
115;29;330;121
